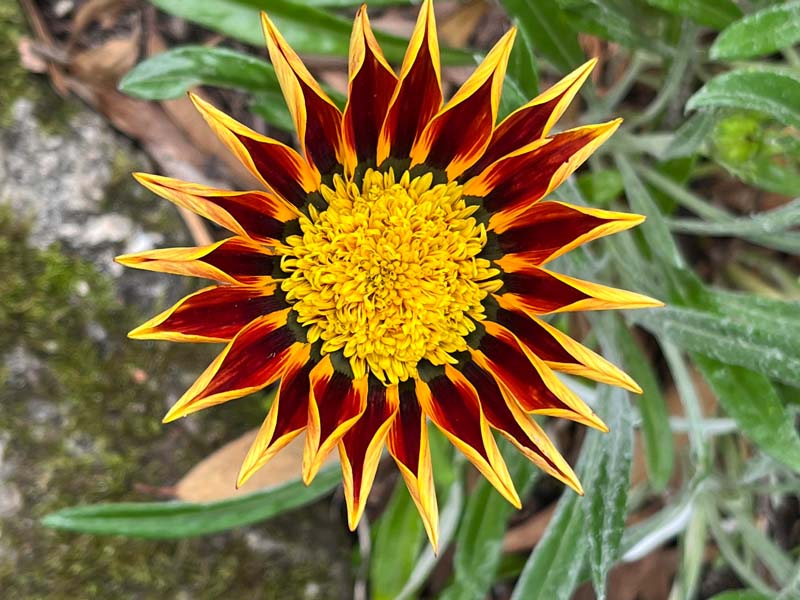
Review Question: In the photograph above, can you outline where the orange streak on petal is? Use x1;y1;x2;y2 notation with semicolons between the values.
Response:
261;13;343;174
488;120;623;231
237;351;313;487
386;383;439;551
343;6;398;170
189;93;319;205
462;138;552;198
418;370;520;508
480;321;607;431
461;360;582;494
410;28;516;178
162;311;297;423
128;284;281;343
115;237;278;286
340;383;399;530
134;172;300;241
376;0;442;164
303;357;368;484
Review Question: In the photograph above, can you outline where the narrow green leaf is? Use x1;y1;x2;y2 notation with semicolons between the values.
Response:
694;355;800;472
711;1;800;60
440;450;534;600
687;68;800;130
119;46;279;100
511;426;615;600
642;0;741;29
633;305;800;388
708;592;773;600
662;111;717;160
667;199;800;239
638;164;800;254
302;0;411;6
615;153;684;268
499;25;538;120
148;0;471;64
583;389;633;600
616;324;674;491
370;478;425;600
41;466;341;538
576;169;624;206
510;491;586;600
396;478;464;600
500;0;584;73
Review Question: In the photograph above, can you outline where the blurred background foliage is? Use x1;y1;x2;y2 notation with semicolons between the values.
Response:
10;0;800;598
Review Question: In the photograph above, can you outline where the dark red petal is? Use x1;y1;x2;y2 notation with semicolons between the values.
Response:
237;354;314;486
163;311;301;421
116;237;277;286
501;267;588;314
497;265;663;314
496;303;642;392
460;359;582;493
129;285;286;342
343;7;398;167
410;29;515;178
463;122;621;229
134;173;298;243
461;59;596;181
474;322;605;430
418;369;519;507
303;357;367;483
496;201;645;264
190;94;319;207
263;14;344;174
386;382;438;548
340;381;398;529
376;0;442;163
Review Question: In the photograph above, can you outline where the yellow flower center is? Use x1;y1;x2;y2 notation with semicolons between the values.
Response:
279;168;501;384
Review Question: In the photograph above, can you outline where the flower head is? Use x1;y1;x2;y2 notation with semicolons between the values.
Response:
117;0;661;548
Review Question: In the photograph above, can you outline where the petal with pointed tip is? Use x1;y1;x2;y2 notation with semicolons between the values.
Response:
162;311;301;422
410;28;515;179
134;173;299;243
237;352;314;487
462;59;597;180
262;13;343;175
129;284;286;343
303;357;367;484
417;367;521;508
497;265;664;314
493;200;645;264
462;121;622;230
189;93;319;206
387;382;439;550
339;381;398;530
343;6;398;169
460;359;583;494
115;237;278;285
376;0;442;163
494;303;641;393
473;321;607;431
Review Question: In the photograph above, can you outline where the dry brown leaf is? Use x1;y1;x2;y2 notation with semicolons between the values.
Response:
502;504;556;553
69;31;140;87
68;0;137;47
17;37;49;73
175;429;336;502
438;0;488;48
144;15;262;190
631;365;718;488
573;548;678;600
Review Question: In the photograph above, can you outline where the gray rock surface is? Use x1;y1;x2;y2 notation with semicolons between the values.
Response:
0;19;353;597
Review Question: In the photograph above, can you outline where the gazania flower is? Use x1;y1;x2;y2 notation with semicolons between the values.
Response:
117;0;661;548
